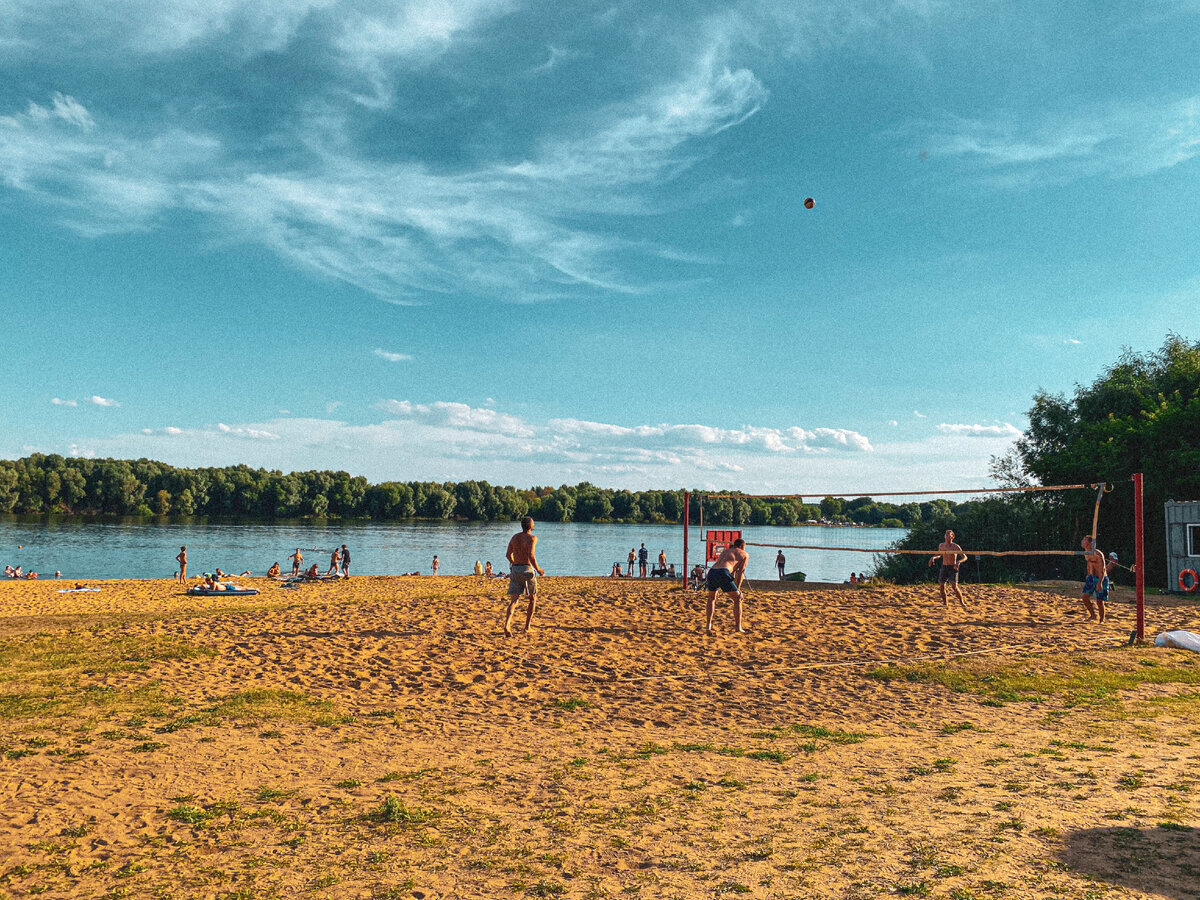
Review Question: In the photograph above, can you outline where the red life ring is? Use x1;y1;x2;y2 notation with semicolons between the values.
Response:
1179;569;1199;593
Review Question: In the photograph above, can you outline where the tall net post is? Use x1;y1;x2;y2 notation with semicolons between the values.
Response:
1134;472;1145;643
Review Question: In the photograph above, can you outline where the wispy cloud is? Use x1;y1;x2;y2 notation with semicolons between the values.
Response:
920;98;1200;186
936;422;1021;438
87;395;120;407
51;397;78;407
373;348;412;362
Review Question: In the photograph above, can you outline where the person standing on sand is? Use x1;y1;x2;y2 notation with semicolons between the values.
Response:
504;516;545;637
927;530;967;608
627;548;636;576
638;543;648;577
1080;536;1109;623
290;548;303;576
340;544;350;577
705;538;748;634
176;546;187;583
776;550;786;580
432;555;439;575
657;549;667;573
326;547;340;576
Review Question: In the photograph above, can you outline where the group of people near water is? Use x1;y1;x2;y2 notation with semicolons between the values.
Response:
608;543;673;578
173;544;353;586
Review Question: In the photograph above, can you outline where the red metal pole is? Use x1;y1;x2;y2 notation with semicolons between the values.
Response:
683;491;689;580
1133;472;1145;643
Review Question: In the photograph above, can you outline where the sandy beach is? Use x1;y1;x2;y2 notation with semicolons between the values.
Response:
1;575;1199;899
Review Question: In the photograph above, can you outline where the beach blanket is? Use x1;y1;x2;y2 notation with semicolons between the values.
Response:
1154;630;1200;653
57;588;101;593
186;586;260;596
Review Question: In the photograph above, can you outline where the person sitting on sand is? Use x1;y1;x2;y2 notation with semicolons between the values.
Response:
3;565;13;579
474;560;484;576
705;539;748;634
13;566;21;578
304;563;320;578
849;573;857;584
267;562;281;578
484;561;494;577
290;549;303;575
610;562;623;577
215;568;227;580
668;563;676;578
928;530;968;609
503;516;545;637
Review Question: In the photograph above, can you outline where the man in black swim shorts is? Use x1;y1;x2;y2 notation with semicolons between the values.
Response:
705;538;749;634
928;529;968;609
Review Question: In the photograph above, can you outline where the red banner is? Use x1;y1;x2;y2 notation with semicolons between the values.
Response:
705;530;742;563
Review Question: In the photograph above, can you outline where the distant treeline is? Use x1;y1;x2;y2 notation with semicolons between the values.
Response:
0;455;936;527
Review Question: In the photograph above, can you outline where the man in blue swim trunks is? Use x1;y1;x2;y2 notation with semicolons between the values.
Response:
1080;536;1109;623
705;538;748;634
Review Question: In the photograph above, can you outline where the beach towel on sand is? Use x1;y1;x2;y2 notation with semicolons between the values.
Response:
1154;630;1200;653
57;588;101;593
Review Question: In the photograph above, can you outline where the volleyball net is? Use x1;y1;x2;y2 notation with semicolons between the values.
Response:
683;480;1141;583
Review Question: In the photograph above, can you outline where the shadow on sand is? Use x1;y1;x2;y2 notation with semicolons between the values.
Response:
1061;824;1200;898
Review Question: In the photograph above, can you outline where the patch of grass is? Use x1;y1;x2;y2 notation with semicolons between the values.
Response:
550;698;592;711
335;779;363;788
747;749;789;763
129;741;167;753
368;794;436;826
1118;771;1146;790
253;786;296;802
866;652;1200;708
893;882;931;897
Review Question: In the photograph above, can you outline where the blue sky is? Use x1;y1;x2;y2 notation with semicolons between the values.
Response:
1;0;1196;493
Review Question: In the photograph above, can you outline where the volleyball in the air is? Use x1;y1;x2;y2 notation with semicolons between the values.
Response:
804;197;814;209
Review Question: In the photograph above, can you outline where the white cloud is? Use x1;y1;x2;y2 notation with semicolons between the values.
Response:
921;97;1200;186
51;397;78;406
913;410;926;418
888;419;899;426
165;426;183;435
936;422;1022;438
88;395;120;407
216;422;280;440
325;400;343;413
1064;338;1082;345
373;348;412;362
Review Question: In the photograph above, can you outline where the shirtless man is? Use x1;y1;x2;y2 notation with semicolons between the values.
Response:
289;548;303;576
627;548;636;576
175;546;187;583
1080;536;1109;622
326;547;340;575
503;516;545;637
928;529;967;608
705;538;748;634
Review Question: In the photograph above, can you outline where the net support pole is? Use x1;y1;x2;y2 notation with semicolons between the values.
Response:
1134;472;1145;643
683;491;690;579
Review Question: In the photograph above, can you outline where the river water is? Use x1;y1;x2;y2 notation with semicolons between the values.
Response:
0;516;906;583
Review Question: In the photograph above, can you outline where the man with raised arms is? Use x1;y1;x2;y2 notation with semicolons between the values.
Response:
705;538;748;634
928;529;968;608
504;516;545;637
1080;535;1109;623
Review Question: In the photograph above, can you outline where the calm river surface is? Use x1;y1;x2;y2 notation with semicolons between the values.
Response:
0;516;906;583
